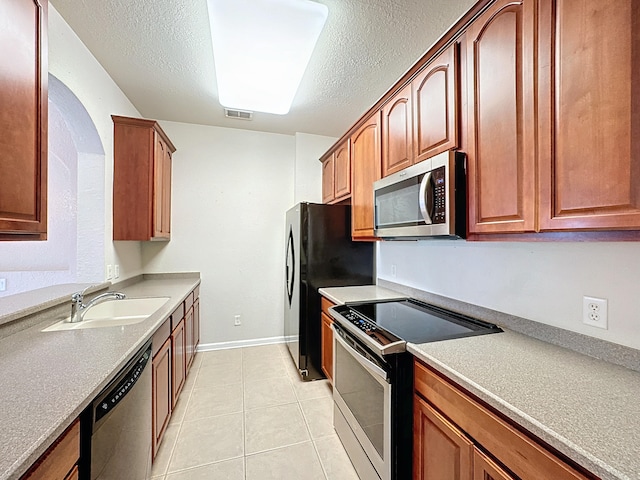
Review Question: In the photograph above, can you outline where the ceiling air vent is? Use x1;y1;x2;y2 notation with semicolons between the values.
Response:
224;108;253;120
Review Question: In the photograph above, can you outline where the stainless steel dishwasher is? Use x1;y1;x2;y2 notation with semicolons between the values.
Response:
80;340;152;480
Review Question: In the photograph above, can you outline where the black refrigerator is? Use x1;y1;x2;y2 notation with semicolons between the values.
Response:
284;202;374;380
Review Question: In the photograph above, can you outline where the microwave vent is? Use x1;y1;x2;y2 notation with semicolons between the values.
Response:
224;108;253;120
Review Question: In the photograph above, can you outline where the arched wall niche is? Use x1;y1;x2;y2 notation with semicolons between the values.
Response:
0;74;105;297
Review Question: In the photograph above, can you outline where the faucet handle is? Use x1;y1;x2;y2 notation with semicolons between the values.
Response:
71;285;95;303
71;292;84;303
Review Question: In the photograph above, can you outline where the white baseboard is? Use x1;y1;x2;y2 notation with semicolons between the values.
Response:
197;336;286;352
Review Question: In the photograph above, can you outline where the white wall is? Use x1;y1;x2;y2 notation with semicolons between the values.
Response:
141;122;296;345
378;241;640;350
294;133;337;203
48;3;144;281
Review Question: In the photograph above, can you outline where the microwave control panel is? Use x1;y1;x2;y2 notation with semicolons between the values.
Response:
432;166;446;224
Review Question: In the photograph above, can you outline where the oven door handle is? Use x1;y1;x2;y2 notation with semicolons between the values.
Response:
333;325;389;382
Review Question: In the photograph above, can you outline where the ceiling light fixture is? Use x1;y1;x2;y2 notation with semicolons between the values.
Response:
207;0;328;115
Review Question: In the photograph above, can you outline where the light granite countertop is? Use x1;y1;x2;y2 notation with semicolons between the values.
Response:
318;285;406;305
0;275;200;480
409;331;640;480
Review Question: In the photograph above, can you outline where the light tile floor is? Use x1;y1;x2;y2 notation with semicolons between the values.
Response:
151;344;360;480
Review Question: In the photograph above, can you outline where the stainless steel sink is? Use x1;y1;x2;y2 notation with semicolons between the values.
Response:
43;297;170;331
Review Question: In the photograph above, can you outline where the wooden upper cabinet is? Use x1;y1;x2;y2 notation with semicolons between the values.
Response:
351;112;382;239
464;0;537;234
0;0;48;240
153;133;172;238
321;139;351;204
413;43;459;164
414;395;473;480
538;0;640;231
333;140;351;200
382;83;413;177
112;116;176;241
321;155;335;203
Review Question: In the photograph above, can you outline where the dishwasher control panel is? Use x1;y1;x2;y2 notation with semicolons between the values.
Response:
95;347;151;422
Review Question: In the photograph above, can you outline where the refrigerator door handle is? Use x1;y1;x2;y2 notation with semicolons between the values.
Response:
286;227;295;306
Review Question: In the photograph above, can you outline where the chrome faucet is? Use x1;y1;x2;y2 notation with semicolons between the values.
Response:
70;288;127;323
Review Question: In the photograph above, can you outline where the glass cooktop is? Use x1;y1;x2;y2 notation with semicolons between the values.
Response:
346;299;502;344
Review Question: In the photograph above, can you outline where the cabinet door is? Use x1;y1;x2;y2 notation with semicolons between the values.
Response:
153;134;171;239
152;338;172;459
162;147;172;236
538;0;640;231
194;297;200;351
465;0;537;234
171;318;186;408
322;155;335;203
185;306;194;372
413;43;459;164
473;448;515;480
64;465;79;480
413;396;473;480
382;83;413;177
0;0;48;240
320;312;333;383
334;140;351;200
351;112;382;239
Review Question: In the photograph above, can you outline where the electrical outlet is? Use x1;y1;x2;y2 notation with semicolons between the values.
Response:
106;264;113;280
583;296;608;329
0;278;6;292
114;264;120;279
234;315;241;326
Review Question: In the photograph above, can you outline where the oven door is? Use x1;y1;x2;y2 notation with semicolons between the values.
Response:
333;324;391;480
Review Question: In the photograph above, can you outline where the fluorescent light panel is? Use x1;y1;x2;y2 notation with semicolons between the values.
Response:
207;0;328;115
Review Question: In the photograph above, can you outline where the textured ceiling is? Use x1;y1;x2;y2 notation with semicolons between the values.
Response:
49;0;475;137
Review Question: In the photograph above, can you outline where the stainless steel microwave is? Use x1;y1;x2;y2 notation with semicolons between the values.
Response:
373;150;466;239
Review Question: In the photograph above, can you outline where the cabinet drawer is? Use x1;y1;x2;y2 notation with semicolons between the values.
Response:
170;303;185;330
185;292;194;312
194;285;200;300
414;360;591;480
321;297;336;317
152;317;171;355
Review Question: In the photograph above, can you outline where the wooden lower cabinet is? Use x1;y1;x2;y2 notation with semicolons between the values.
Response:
152;337;172;459
64;465;79;480
473;448;515;480
321;312;334;383
320;297;336;383
414;360;593;480
185;305;194;371
171;317;186;408
194;297;200;351
151;286;200;461
413;396;473;480
21;419;79;480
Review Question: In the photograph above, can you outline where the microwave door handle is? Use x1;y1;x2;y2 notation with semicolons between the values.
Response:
419;171;433;224
333;325;389;382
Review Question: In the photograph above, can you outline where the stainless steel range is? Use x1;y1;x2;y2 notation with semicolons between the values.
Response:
329;299;502;480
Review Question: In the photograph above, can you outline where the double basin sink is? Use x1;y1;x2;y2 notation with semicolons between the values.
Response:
43;297;170;331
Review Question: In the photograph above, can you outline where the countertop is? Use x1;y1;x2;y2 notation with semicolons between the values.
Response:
318;285;406;305
322;284;640;479
0;275;200;480
409;331;640;480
